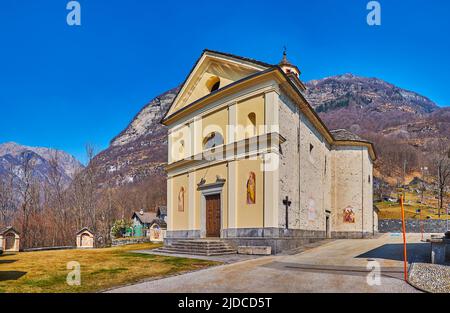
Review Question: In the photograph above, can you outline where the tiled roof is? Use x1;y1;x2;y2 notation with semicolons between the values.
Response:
330;129;363;141
76;227;94;235
133;211;157;224
204;49;274;68
150;218;167;229
0;226;19;235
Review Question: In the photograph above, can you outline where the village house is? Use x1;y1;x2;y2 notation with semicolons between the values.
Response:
132;210;157;237
160;50;377;253
132;208;167;237
156;205;168;222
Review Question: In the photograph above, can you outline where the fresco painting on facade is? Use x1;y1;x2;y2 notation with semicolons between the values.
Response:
178;187;185;212
343;206;356;223
246;172;256;205
308;198;316;221
151;225;161;241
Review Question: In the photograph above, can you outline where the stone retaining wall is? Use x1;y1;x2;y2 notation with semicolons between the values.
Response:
24;246;75;252
379;219;449;233
112;237;151;246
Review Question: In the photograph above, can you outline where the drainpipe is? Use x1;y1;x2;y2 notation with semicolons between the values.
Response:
361;148;364;239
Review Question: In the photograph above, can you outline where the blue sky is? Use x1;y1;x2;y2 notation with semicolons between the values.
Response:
0;0;449;163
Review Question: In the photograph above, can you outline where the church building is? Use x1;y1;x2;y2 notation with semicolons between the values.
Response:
161;49;377;253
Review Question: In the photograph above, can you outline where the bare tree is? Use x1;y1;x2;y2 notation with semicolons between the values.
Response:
432;139;450;218
70;144;98;232
17;152;39;248
0;167;16;227
45;151;72;245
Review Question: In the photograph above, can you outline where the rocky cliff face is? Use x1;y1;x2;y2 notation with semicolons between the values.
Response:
110;88;180;147
92;87;179;187
304;74;448;181
306;74;437;113
304;73;439;132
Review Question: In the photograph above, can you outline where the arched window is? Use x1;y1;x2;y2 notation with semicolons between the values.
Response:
206;76;221;93
210;81;220;92
178;140;185;156
203;132;224;150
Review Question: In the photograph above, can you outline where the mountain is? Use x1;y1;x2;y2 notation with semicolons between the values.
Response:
91;74;447;190
304;73;439;132
303;74;449;180
91;87;179;187
0;142;84;190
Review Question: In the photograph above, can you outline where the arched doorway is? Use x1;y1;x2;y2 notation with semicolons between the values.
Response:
5;233;15;250
81;233;91;247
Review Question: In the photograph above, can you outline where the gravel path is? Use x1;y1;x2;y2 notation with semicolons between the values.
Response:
409;263;450;293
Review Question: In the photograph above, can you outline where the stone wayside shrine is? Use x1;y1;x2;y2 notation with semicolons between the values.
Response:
0;226;20;252
76;227;95;249
149;218;167;243
159;49;377;254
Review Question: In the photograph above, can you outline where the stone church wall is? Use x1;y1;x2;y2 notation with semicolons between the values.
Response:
278;93;332;234
331;146;375;237
278;93;300;229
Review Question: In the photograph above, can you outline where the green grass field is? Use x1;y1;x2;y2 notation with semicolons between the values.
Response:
0;243;218;293
377;191;450;220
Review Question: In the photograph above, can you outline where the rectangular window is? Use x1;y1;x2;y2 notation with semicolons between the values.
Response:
309;143;315;163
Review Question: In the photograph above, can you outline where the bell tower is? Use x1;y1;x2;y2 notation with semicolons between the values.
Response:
278;48;306;91
278;48;301;78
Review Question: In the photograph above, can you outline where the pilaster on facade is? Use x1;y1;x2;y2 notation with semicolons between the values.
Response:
264;152;279;228
188;171;196;230
227;160;238;229
264;90;280;134
167;178;174;230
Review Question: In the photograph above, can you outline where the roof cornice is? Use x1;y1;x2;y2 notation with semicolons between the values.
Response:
333;140;377;161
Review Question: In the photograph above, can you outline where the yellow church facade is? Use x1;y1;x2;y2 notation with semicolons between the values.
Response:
161;50;377;253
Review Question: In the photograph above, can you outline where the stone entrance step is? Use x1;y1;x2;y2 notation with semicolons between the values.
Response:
154;239;237;256
281;239;334;255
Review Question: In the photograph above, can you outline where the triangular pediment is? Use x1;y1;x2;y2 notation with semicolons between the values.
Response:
166;50;270;118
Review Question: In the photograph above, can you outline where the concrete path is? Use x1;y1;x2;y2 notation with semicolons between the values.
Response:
107;234;432;293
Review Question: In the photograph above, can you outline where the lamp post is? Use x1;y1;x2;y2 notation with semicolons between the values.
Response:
420;166;428;204
416;208;423;241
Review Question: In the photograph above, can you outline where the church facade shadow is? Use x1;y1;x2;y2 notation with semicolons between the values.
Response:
356;243;431;263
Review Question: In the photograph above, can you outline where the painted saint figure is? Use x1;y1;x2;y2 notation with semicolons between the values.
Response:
343;206;356;223
178;186;185;212
246;172;256;204
308;198;316;221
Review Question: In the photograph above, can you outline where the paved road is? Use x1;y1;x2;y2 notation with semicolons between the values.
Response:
108;234;432;293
